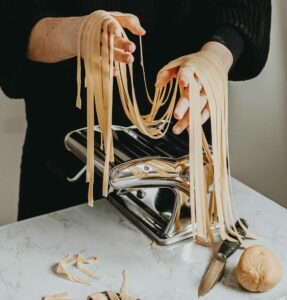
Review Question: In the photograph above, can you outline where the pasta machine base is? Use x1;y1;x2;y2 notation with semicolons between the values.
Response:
64;125;217;246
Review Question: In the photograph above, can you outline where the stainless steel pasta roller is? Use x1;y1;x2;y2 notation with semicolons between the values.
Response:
65;124;216;246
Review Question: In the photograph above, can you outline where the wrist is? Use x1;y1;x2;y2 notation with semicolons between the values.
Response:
57;16;86;57
201;41;233;73
28;16;86;63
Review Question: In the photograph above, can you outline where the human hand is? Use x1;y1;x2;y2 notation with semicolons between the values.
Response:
155;41;233;135
28;12;145;64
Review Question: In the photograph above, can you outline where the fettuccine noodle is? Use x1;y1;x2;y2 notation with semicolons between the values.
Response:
76;10;254;243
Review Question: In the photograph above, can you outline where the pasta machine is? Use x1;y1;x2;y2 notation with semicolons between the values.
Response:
64;124;215;246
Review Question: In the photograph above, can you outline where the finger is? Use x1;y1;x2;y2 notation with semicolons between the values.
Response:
114;36;136;52
155;67;178;88
111;13;146;35
178;65;194;87
106;24;123;50
174;87;189;120
114;48;134;64
174;96;189;120
201;105;210;124
173;101;210;134
107;22;121;37
174;91;207;120
173;110;189;135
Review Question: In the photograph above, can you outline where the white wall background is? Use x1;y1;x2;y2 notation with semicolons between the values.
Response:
0;96;26;225
0;0;286;225
229;0;287;208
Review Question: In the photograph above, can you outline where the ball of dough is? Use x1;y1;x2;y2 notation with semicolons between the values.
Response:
236;245;283;292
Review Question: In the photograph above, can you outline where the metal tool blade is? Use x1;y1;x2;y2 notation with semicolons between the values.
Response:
198;254;226;297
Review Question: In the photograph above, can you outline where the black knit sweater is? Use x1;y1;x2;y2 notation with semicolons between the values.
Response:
0;0;271;97
0;0;272;219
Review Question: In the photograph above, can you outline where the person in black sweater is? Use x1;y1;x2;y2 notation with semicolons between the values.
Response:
0;1;271;220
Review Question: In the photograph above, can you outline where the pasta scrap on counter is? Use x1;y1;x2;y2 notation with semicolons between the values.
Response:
53;253;104;285
42;293;70;300
42;271;137;300
88;271;137;300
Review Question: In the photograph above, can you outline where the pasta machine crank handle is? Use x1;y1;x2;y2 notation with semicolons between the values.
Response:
67;165;87;183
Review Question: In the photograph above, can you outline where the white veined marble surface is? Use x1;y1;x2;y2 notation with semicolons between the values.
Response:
0;178;286;300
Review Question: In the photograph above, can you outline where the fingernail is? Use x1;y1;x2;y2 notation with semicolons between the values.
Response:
174;111;181;120
180;79;188;87
129;43;136;52
127;55;134;64
140;28;146;35
173;126;181;135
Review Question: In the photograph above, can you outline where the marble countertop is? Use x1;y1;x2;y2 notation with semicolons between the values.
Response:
0;178;286;300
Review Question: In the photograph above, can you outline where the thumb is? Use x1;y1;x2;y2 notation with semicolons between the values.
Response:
110;12;146;36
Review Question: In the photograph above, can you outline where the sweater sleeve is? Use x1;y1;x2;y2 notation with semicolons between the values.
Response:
0;0;59;98
208;26;245;69
204;0;272;81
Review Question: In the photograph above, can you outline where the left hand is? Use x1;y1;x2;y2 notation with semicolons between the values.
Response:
155;41;233;135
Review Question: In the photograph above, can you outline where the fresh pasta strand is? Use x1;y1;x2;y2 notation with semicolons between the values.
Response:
88;271;137;300
77;10;177;199
76;10;255;243
42;293;70;300
53;253;105;285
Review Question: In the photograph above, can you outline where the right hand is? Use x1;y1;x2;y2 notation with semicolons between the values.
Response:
28;12;145;64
